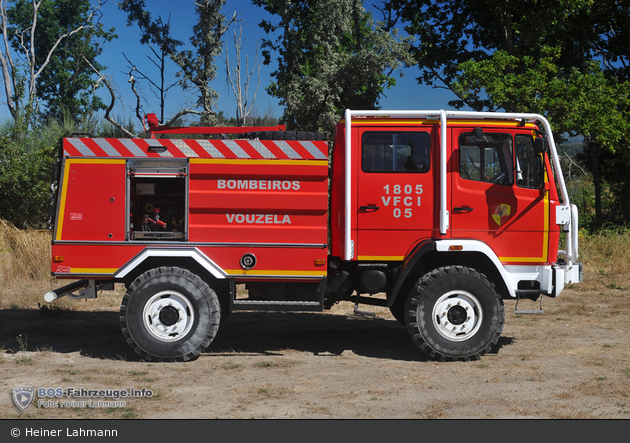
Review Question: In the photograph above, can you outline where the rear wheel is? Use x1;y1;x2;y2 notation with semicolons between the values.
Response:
405;266;504;361
120;267;220;362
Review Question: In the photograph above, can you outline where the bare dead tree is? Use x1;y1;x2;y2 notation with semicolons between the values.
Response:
85;55;206;137
120;9;182;124
127;67;145;131
225;26;261;126
123;50;180;124
171;1;239;120
83;55;138;138
0;0;107;125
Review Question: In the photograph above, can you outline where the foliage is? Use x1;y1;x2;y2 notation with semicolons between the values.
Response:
170;0;237;122
0;110;115;229
254;0;413;136
451;51;630;148
5;0;116;124
395;0;599;104
394;0;630;229
0;136;54;228
213;109;280;128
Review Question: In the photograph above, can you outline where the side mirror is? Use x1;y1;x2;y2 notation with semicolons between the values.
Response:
533;137;547;154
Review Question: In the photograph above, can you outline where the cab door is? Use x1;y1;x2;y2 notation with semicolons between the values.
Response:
450;128;549;264
356;128;435;261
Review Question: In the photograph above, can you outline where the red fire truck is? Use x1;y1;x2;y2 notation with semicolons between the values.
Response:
45;109;582;362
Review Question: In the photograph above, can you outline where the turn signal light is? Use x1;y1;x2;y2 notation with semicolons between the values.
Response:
314;259;326;266
448;245;463;251
52;255;64;263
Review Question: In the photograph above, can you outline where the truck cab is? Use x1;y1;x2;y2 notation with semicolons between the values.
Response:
326;110;581;360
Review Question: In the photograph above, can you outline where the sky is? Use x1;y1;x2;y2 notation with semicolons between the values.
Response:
4;0;461;130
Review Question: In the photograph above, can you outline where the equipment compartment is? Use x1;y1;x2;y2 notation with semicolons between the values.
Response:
128;159;187;241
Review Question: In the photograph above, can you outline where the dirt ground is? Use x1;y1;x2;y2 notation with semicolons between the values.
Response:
1;274;629;419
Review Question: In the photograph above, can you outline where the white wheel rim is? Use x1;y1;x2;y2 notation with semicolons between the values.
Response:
431;290;483;342
142;291;195;342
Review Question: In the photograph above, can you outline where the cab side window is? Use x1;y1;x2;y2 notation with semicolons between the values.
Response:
459;132;513;185
362;132;430;173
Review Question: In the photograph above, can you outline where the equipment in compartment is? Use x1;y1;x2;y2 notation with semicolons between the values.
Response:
128;159;186;241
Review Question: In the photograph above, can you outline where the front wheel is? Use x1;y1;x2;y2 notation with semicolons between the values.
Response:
405;266;504;361
120;267;220;362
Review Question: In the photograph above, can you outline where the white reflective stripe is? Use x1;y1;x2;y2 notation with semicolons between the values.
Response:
64;137;326;160
248;140;275;159
120;139;147;157
275;141;301;159
67;138;95;156
93;138;122;156
115;248;227;280
221;140;250;158
171;140;199;157
196;140;226;158
300;141;328;159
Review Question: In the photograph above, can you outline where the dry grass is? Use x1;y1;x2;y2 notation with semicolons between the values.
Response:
0;220;126;310
0;220;51;283
577;228;630;293
579;228;630;273
0;220;56;309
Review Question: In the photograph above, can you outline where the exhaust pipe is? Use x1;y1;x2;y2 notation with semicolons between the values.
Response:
44;279;89;302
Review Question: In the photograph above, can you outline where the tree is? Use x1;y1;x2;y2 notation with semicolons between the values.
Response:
170;0;238;124
393;0;599;109
394;0;630;227
451;50;630;222
0;0;114;129
253;0;413;136
92;1;236;136
119;0;183;124
225;26;261;127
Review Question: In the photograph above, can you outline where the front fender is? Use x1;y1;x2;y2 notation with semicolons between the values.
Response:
387;239;519;307
387;240;436;307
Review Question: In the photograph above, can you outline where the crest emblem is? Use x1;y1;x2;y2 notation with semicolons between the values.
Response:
491;204;512;226
13;386;35;411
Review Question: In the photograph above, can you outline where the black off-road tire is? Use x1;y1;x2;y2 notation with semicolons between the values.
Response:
405;266;504;361
120;267;220;362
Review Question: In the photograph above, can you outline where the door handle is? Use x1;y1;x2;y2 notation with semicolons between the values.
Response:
454;207;474;213
359;204;380;212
